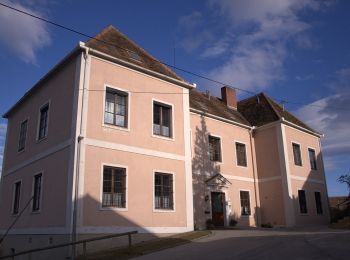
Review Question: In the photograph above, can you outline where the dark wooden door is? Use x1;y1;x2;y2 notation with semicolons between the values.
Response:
211;192;225;226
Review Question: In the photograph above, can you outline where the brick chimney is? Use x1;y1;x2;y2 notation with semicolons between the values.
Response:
221;86;237;109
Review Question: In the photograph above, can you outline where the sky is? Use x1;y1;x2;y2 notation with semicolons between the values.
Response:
0;0;349;196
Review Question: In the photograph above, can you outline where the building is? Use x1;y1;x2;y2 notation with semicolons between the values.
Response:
0;26;330;257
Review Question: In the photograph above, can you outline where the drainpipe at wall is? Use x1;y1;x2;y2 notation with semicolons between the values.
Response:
249;126;260;227
71;45;89;260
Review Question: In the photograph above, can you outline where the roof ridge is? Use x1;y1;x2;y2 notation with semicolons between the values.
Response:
260;93;283;120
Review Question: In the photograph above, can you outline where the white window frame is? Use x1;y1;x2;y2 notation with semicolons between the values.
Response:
291;141;303;167
11;179;22;216
31;171;44;214
307;146;318;172
17;118;29;153
99;163;128;211
151;98;175;141
297;189;308;215
234;140;248;168
36;100;51;142
153;169;176;213
208;133;223;163
102;84;131;132
239;189;252;217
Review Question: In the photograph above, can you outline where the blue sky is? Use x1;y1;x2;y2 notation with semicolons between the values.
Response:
0;0;349;196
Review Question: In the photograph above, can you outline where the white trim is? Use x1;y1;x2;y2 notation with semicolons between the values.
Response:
281;118;322;138
36;100;51;142
99;163;128;212
84;138;185;161
234;140;248;168
223;174;254;183
307;146;318;172
291;141;303;167
290;175;325;184
10;179;22;216
239;189;252;217
153;170;176;213
2;139;73;177
31;171;44;214
258;176;282;183
17;118;29;153
78;226;192;234
183;88;194;230
190;109;251;130
102;84;131;132
297;189;308;215
208;133;223;164
151;98;175;141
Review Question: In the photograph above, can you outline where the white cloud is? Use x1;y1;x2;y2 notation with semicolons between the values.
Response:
294;69;350;157
296;74;314;81
201;37;230;58
0;0;52;63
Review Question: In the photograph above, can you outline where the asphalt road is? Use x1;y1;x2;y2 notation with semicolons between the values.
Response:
134;228;350;260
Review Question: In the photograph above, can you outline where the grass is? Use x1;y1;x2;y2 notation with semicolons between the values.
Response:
78;230;211;260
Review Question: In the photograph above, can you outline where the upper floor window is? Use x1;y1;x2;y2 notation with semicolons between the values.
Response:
153;102;172;138
12;181;21;215
314;191;323;215
308;148;317;170
292;143;302;166
102;166;126;208
298;190;307;214
38;104;49;140
154;172;174;210
18;120;28;152
240;190;251;216
104;89;128;128
32;173;42;212
209;135;221;162
236;142;247;167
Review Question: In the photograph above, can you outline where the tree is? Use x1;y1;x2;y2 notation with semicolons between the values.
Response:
338;174;350;198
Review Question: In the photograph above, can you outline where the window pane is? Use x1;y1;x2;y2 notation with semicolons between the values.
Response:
293;143;302;166
33;174;42;211
298;190;307;214
240;191;251;215
38;105;49;140
153;124;161;135
309;149;317;170
18;120;27;151
153;103;172;138
13;182;21;214
115;115;125;127
236;143;247;166
162;107;170;127
209;136;221;162
105;90;128;128
104;112;114;124
154;173;173;210
315;192;323;215
153;104;160;125
102;166;126;208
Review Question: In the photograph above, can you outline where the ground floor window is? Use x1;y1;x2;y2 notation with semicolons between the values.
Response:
298;190;308;214
154;172;174;210
12;181;21;214
32;173;42;212
240;190;251;216
102;166;126;208
314;191;323;215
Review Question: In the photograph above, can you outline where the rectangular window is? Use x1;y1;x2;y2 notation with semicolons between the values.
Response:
298;190;307;214
236;142;247;167
292;143;302;166
314;192;323;215
32;173;42;212
153;102;172;138
308;148;317;170
104;89;128;128
209;135;221;162
38;104;49;140
154;172;174;210
240;191;251;216
102;166;126;208
12;181;21;215
18;120;28;152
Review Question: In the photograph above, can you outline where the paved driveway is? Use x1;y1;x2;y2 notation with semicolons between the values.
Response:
134;228;350;260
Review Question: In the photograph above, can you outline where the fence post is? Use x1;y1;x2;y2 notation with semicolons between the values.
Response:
10;248;15;260
128;233;132;251
83;242;87;258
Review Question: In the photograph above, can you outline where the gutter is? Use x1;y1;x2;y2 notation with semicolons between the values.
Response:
281;117;323;138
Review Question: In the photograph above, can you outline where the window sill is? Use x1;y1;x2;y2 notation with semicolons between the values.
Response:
31;210;41;215
103;123;130;132
100;207;128;212
17;149;26;155
152;133;175;142
36;136;47;144
153;209;176;213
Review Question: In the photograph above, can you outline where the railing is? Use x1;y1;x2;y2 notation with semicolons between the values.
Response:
0;230;138;260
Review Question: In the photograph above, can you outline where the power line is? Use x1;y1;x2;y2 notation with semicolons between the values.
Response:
0;2;349;112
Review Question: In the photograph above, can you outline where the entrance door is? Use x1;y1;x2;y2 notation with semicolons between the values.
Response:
211;192;225;226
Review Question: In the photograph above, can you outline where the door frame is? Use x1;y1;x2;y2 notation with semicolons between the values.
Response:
210;191;228;227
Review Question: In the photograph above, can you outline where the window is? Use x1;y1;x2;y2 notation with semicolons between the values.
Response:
314;192;323;215
292;143;302;166
240;191;251;216
153;102;172;138
308;148;317;170
236;142;247;167
38;104;49;140
102;166;126;208
298;190;307;214
12;181;21;215
209;135;221;162
154;172;174;210
18;120;28;152
32;173;42;212
104;89;128;128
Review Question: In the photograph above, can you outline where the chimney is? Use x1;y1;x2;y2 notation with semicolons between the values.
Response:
221;86;237;109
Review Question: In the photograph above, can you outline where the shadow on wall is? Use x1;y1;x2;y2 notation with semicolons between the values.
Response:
192;115;221;229
0;194;161;259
